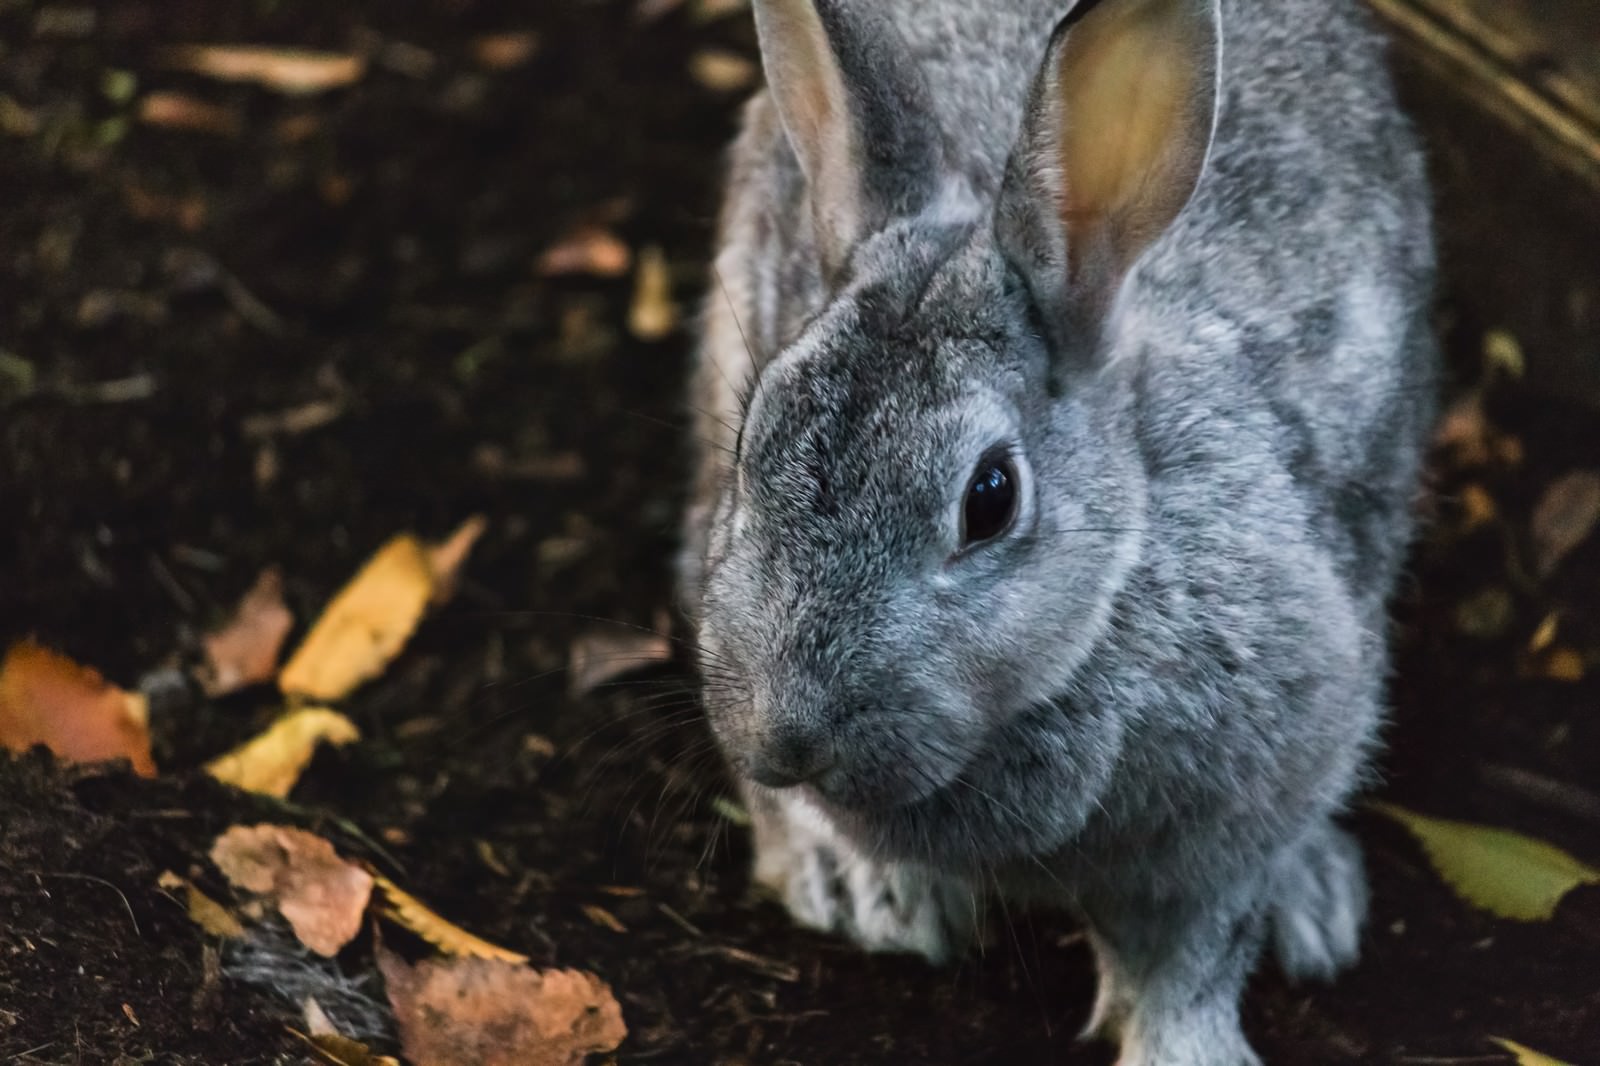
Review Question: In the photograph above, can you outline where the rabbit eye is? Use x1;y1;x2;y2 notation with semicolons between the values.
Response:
962;457;1017;546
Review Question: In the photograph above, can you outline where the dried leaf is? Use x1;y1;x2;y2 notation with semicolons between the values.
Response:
1457;483;1497;531
296;1001;400;1066
1492;1038;1576;1066
165;46;365;95
1431;391;1491;468
1530;470;1600;578
278;536;434;701
627;244;678;341
1375;804;1600;921
567;629;672;697
580;903;627;933
137;91;241;135
692;0;749;20
199;568;294;696
0;640;155;777
205;707;360;797
424;515;488;606
379;949;626;1066
1483;330;1526;381
689;49;757;92
536;224;631;278
471;33;540;71
158;871;245;939
210;825;374;955
1539;648;1586;684
372;873;527;964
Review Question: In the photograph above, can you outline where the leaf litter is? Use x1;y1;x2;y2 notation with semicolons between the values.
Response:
198;567;294;696
204;706;360;798
210;824;375;956
0;639;155;776
378;948;626;1066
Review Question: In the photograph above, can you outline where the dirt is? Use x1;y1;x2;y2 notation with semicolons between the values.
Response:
1;1;1598;1063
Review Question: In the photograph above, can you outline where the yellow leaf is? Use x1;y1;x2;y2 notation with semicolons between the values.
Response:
1492;1037;1577;1066
157;871;245;939
627;245;678;341
1375;803;1600;921
372;872;528;964
205;707;360;798
279;536;434;701
423;514;488;606
164;46;365;95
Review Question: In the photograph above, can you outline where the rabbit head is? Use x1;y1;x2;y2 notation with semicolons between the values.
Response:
698;0;1222;868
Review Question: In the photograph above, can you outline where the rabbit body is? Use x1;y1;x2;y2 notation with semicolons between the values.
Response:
682;1;1436;1062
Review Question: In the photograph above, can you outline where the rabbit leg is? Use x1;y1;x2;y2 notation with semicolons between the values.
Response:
745;786;979;963
1267;819;1368;981
1081;886;1267;1066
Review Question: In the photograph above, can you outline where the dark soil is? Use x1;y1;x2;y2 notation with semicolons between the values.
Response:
2;2;1598;1063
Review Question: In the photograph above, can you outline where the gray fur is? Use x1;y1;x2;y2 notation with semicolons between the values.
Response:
682;0;1437;1062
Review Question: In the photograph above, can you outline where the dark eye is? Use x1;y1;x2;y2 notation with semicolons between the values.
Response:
962;457;1018;546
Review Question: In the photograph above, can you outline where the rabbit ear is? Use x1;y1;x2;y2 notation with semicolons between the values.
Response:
753;0;946;279
997;0;1220;354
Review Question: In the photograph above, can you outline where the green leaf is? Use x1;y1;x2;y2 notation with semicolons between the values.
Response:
1492;1037;1577;1066
1374;803;1600;921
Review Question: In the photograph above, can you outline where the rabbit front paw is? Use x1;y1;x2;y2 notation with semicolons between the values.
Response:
748;791;977;963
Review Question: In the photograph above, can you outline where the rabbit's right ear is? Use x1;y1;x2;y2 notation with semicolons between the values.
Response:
996;0;1221;361
753;0;946;281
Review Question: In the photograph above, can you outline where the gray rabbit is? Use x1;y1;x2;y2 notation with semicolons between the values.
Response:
679;0;1437;1062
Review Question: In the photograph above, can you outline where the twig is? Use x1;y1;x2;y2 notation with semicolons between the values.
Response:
40;872;140;938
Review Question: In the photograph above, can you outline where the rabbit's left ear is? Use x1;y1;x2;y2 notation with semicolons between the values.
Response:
997;0;1220;354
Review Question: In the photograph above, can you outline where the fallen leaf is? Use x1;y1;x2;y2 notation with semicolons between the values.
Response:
580;903;627;933
424;515;488;606
199;568;294;696
1539;648;1586;683
164;46;366;95
0;640;155;777
1431;391;1491;468
567;629;673;697
1492;1038;1576;1066
1530;470;1600;578
689;49;757;92
627;244;678;341
379;949;626;1066
536;224;631;278
692;0;749;20
137;91;241;135
296;1000;400;1066
158;871;245;939
205;707;360;798
210;824;374;956
1374;803;1600;921
1457;483;1497;530
278;536;434;702
1483;329;1526;381
471;32;540;71
372;873;527;963
1527;613;1559;655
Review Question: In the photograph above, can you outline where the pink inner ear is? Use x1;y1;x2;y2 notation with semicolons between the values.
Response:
1052;0;1217;292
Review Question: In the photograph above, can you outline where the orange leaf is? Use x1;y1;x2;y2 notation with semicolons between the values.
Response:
378;949;626;1066
164;46;365;95
424;515;488;607
0;640;155;776
210;824;373;956
199;567;294;696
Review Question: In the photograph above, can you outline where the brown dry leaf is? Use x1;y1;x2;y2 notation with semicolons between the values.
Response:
204;707;360;798
1431;391;1491;468
689;49;757;92
165;46;365;95
158;871;246;939
1540;648;1586;683
372;873;528;964
580;903;627;933
0;640;155;777
424;515;488;606
137;91;241;135
471;32;540;71
567;629;673;697
379;949;626;1066
627;244;678;341
536;224;631;279
200;568;294;696
1530;470;1600;578
1457;483;1497;531
210;824;374;956
278;535;434;702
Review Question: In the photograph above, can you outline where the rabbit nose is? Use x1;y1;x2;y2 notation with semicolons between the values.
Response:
747;722;836;788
